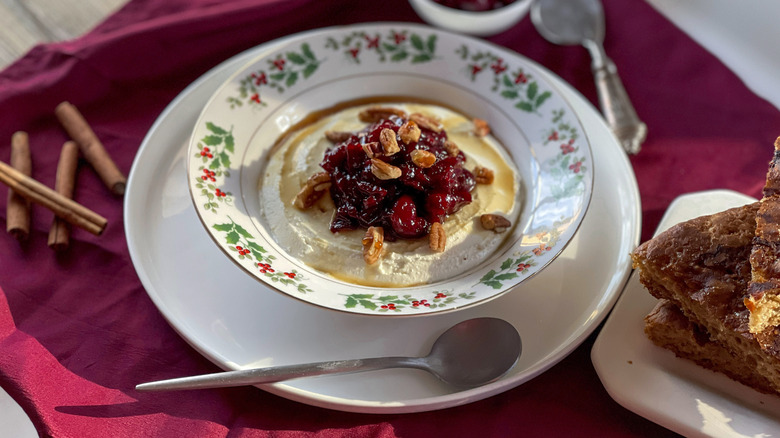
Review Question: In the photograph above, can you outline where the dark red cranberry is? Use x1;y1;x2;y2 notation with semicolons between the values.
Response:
390;195;429;238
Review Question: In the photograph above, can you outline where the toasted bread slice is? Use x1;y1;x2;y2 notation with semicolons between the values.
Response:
632;202;780;395
645;299;777;394
746;137;780;351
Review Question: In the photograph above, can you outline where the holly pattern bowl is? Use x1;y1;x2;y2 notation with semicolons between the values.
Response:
186;23;593;316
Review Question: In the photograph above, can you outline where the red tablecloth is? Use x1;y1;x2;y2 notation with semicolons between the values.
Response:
1;0;778;436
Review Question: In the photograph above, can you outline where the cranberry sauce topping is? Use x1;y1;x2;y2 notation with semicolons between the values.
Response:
434;0;517;12
320;116;475;241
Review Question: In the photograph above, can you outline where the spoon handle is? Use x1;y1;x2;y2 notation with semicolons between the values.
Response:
135;356;425;391
589;49;647;155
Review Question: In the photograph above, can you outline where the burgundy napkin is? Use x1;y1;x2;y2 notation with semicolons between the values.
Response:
1;0;778;436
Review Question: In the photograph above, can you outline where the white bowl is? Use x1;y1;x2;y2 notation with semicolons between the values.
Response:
186;23;593;316
409;0;533;36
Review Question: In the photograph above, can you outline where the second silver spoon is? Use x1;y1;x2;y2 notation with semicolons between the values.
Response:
531;0;646;155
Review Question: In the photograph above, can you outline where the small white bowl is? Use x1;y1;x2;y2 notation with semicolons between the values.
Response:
409;0;533;37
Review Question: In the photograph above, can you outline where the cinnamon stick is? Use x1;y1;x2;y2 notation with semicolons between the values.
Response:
55;101;126;196
48;141;79;251
6;131;32;240
0;160;106;236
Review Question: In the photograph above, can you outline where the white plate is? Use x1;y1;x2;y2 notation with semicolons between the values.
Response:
125;25;640;413
592;190;780;437
186;23;593;315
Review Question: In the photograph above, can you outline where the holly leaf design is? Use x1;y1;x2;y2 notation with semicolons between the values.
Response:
225;230;240;245
206;122;227;135
202;135;222;145
302;43;316;60
287;52;307;65
213;223;233;232
360;300;378;310
480;269;496;282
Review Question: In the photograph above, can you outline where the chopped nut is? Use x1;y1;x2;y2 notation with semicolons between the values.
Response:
429;222;446;252
443;140;460;157
371;158;402;180
480;214;512;233
398;120;421;144
379;128;400;155
362;226;384;265
410;149;436;168
410;113;442;133
293;172;331;209
325;130;353;143
362;141;378;158
358;106;407;123
473;118;490;137
474;166;494;184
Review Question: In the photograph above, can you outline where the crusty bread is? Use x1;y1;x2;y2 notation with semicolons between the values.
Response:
632;202;780;395
746;137;780;353
645;299;777;394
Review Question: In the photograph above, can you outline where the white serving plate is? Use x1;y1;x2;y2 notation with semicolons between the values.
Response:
592;190;780;437
125;24;639;413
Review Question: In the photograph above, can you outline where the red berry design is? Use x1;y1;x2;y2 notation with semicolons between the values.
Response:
560;143;575;155
364;35;380;49
257;263;274;273
490;58;507;74
201;169;216;182
251;72;268;85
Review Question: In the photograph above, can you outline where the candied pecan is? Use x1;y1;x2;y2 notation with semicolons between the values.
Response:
398;120;421;144
362;141;378;158
429;222;446;252
473;118;490;137
293;172;331;209
362;226;384;265
443;140;460;157
371;158;402;180
410;149;436;168
474;166;494;184
480;214;512;233
325;130;353;143
358;106;407;123
379;128;400;155
409;113;442;133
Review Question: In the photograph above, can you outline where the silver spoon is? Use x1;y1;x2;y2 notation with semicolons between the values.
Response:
136;317;521;391
531;0;646;155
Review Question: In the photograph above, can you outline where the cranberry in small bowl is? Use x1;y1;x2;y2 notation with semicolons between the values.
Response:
409;0;532;37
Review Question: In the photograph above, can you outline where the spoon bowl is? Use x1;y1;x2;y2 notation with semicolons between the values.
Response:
531;0;646;155
136;317;522;391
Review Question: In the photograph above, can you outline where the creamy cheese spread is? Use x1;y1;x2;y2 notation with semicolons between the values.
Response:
259;101;522;287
